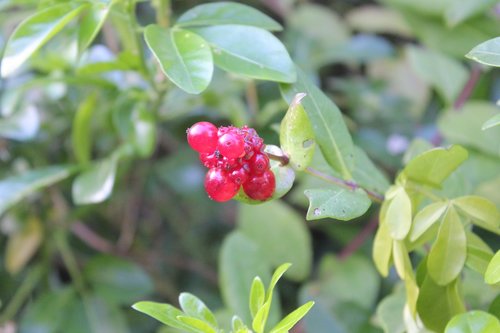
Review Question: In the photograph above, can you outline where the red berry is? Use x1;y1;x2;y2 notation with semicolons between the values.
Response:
243;170;275;201
204;168;240;202
229;167;249;185
217;132;245;158
199;153;218;168
249;153;269;175
187;122;218;153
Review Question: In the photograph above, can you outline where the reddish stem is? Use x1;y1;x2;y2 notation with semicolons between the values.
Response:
454;66;482;110
338;215;379;260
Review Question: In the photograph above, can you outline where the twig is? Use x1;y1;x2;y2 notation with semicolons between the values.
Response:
71;222;115;254
454;65;482;110
338;216;379;260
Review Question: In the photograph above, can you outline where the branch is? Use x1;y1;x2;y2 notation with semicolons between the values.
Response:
338;215;379;260
454;65;482;110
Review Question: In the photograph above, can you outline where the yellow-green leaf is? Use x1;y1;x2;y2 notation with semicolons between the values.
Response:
453;196;500;235
410;201;448;242
485;251;500;285
373;220;393;277
385;186;412;240
6;218;43;275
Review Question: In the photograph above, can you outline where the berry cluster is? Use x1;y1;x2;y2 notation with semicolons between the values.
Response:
187;122;275;202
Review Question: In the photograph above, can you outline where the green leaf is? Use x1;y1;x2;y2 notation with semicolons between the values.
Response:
178;293;218;328
269;301;315;333
427;207;467;285
280;69;355;178
445;311;500;333
1;3;87;77
304;186;371;221
482;114;500;130
6;218;43;275
72;93;96;164
267;263;292;301
78;1;112;54
280;93;315;171
352;146;391;194
373;219;393;277
407;46;467;105
465;232;494;275
72;154;118;205
252;301;271;333
346;5;413;37
445;0;497;27
84;255;153;305
417;276;465;333
176;2;282;31
453;196;500;234
132;301;193;331
485;251;500;285
410;201;448;241
144;25;213;94
376;289;406;333
132;106;157;158
438;102;500;157
0;165;74;216
190;25;296;83
80;295;130;333
249;277;265;318
401;145;468;187
385;186;412;240
177;316;218;333
238;202;311;281
466;37;500;67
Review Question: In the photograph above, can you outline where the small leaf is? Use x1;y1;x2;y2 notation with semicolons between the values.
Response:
6;218;43;275
375;289;406;333
410;201;448;241
249;277;265;318
482;114;500;130
402;145;468;187
280;93;315;171
1;3;87;77
0;165;74;216
191;25;296;83
385;187;412;240
304;186;371;221
178;293;218;328
177;316;218;333
176;2;282;31
485;251;500;285
132;106;157;158
231;316;247;331
465;232;494;275
78;1;112;54
252;301;271;333
144;25;213;94
392;240;411;280
372;220;393;277
453;196;500;235
445;311;500;333
269;301;315;333
427;207;467;285
72;154;118;205
281;69;355;178
417;276;465;333
72;93;97;164
132;301;193;331
267;263;292;301
466;37;500;67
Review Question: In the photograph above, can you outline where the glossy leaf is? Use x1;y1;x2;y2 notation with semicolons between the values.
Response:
385;187;412;240
176;2;282;31
191;25;296;83
482;114;500;130
407;46;467;105
269;301;315;333
249;277;265;318
252;301;271;333
132;106;157;158
72;93;96;164
132;301;193;331
6;218;43;275
304;186;371;221
178;293;217;328
373;220;393;277
453;196;500;235
281;69;354;178
417;276;465;333
84;255;153;304
466;37;500;67
392;240;412;280
0;165;74;216
238;202;311;281
78;1;112;54
485;251;500;285
177;316;218;333
445;311;500;333
465;232;494;275
280;93;315;171
144;25;213;94
401;145;468;187
1;3;87;77
427;207;467;285
410;201;448;241
438;102;500;157
72;154;118;205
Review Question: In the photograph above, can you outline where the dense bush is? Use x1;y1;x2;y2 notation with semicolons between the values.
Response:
0;0;499;332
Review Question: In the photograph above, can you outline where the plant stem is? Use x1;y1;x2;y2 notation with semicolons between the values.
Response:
454;65;481;110
0;264;44;323
152;0;171;27
338;215;379;260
